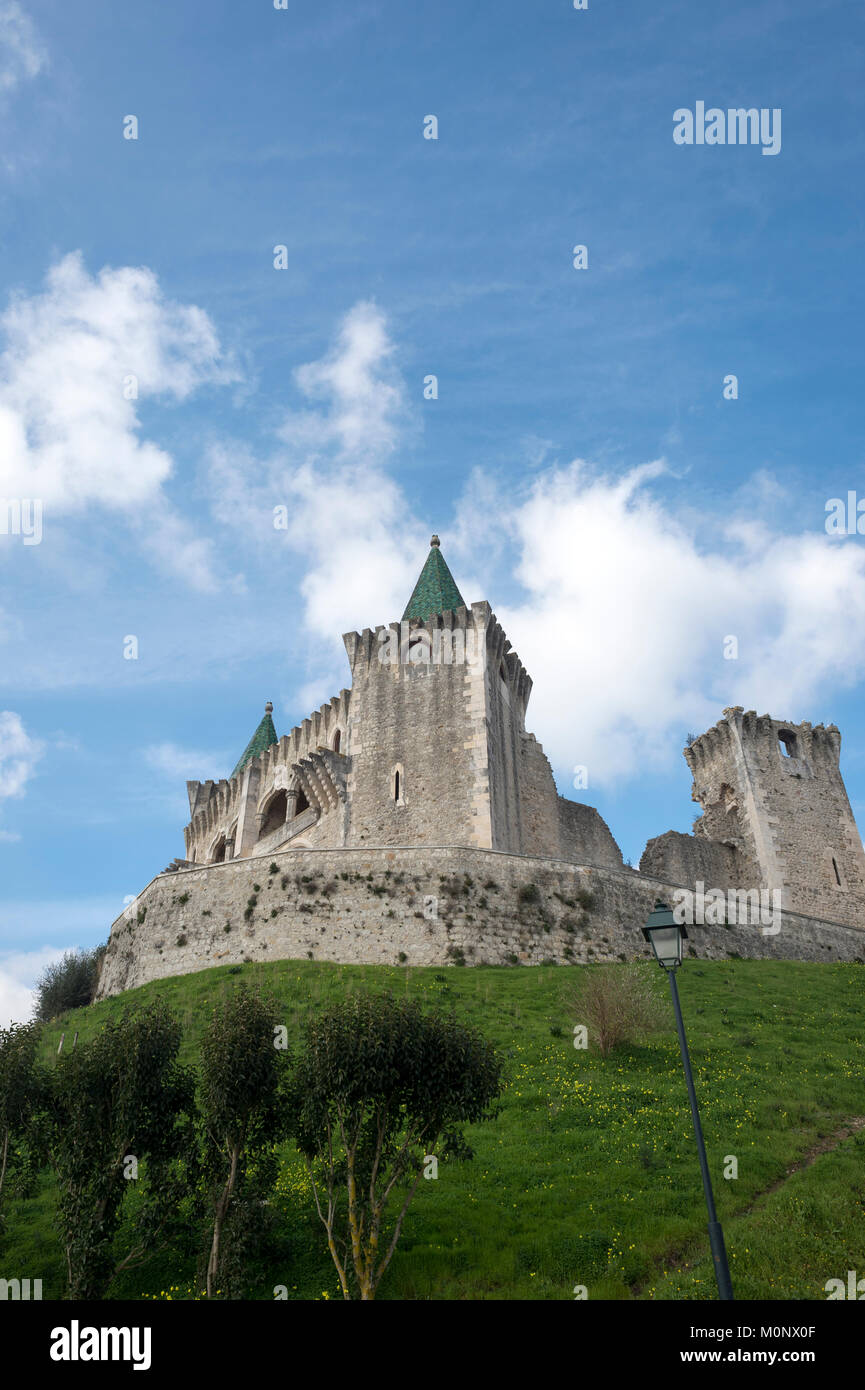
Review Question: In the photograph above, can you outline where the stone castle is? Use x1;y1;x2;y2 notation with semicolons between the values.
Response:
97;537;865;997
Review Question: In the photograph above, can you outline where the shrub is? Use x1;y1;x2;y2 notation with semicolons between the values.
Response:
518;883;540;906
176;934;188;947
569;964;666;1058
34;946;106;1021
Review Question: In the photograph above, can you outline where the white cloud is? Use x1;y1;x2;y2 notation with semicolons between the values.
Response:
0;709;42;798
0;251;237;588
286;299;404;461
0;828;21;842
144;742;230;780
497;459;865;784
0;945;63;1026
208;301;428;675
0;2;46;95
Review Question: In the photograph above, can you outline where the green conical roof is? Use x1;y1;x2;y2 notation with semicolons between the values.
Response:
402;535;466;622
231;701;278;780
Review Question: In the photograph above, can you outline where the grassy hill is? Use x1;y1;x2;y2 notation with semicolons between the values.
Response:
5;957;865;1300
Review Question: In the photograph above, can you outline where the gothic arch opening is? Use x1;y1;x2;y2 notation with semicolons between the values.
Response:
333;729;341;754
210;834;227;864
260;790;288;837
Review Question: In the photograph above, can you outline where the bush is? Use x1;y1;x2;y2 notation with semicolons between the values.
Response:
34;946;106;1021
518;883;540;906
569;964;666;1058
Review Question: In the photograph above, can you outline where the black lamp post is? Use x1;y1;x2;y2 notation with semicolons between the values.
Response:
642;900;734;1301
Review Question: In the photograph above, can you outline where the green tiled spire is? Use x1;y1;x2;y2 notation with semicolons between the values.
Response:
402;535;466;622
231;701;278;780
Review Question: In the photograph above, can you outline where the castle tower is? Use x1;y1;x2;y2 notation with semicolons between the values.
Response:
685;706;865;928
341;535;622;864
342;537;510;849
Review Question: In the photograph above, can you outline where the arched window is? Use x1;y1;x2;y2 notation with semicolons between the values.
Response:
394;769;400;802
260;790;288;837
832;856;842;886
211;834;227;864
333;729;341;754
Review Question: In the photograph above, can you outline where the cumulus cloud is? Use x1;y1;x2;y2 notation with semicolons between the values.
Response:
0;2;46;95
497;459;865;784
0;709;42;798
0;251;237;588
0;945;63;1026
208;301;429;660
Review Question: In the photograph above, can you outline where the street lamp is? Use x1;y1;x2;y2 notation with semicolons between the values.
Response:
642;900;734;1301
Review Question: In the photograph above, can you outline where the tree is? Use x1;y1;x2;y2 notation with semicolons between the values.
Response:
34;946;106;1021
198;985;289;1298
290;990;503;1300
0;1020;46;1231
46;1000;195;1298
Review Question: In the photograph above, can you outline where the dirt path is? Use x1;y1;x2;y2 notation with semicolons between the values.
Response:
630;1115;865;1298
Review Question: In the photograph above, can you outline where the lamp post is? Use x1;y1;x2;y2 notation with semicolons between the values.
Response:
642;901;734;1301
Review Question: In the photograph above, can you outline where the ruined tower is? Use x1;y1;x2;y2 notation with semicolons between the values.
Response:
682;706;865;928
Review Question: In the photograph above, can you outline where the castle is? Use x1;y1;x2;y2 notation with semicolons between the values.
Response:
97;538;865;997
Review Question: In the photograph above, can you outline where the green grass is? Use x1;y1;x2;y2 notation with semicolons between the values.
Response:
4;957;865;1300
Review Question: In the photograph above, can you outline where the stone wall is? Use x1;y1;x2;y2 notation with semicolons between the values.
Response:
96;845;865;999
559;797;624;868
639;830;741;890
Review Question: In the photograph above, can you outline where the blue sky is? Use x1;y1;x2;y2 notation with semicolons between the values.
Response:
1;0;864;1021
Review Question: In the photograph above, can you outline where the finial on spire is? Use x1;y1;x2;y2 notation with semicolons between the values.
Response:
265;701;273;714
430;534;440;547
